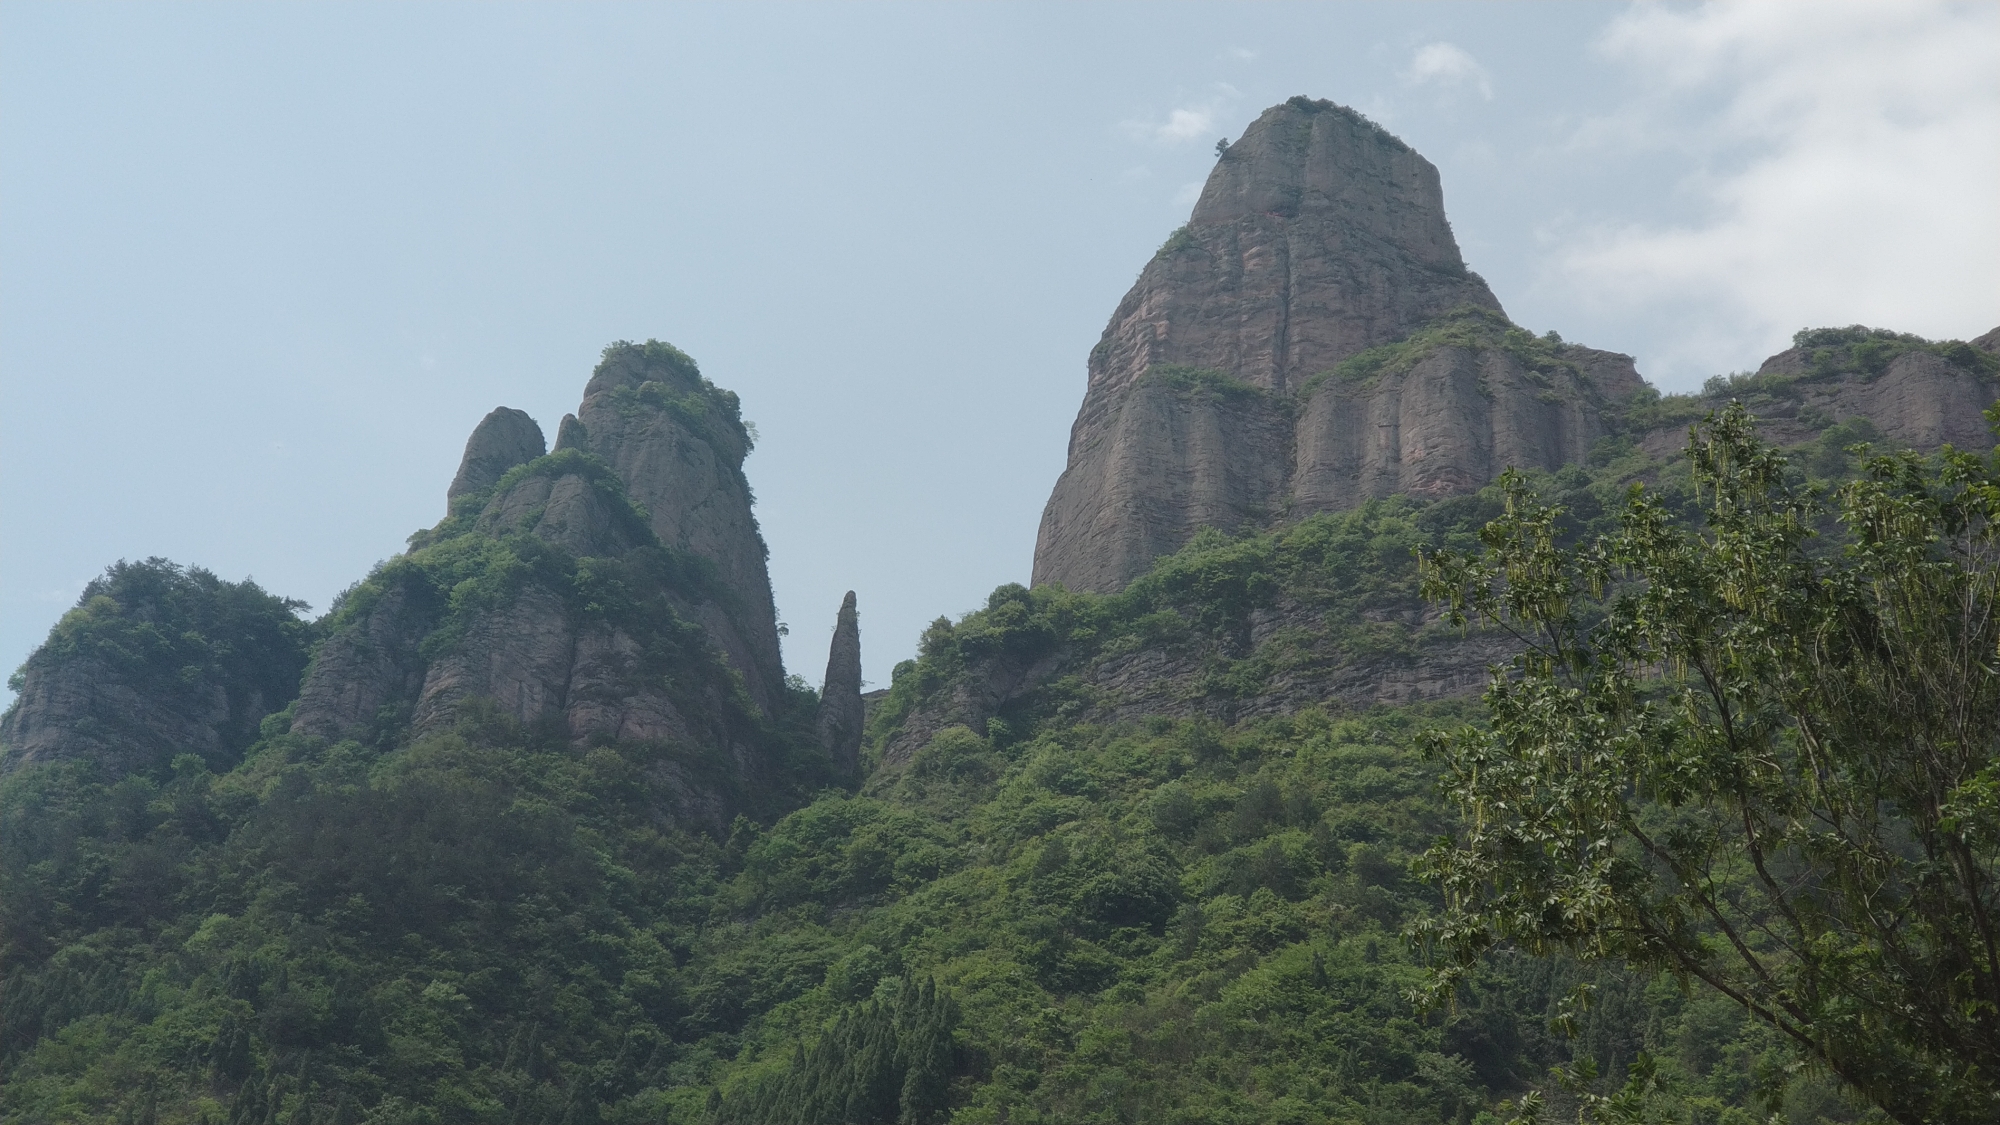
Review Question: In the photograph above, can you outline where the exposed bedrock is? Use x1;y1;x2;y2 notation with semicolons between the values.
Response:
1032;97;1649;594
571;344;785;713
1747;342;1999;451
291;342;786;791
446;407;546;503
815;591;864;777
4;561;311;777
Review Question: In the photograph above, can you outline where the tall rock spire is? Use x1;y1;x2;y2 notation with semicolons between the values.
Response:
1032;97;1642;593
815;591;864;777
569;342;786;713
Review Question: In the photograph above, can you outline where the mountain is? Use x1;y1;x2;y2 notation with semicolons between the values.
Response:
0;561;310;777
1033;98;1645;594
3;96;1997;1125
1031;97;1999;597
279;341;811;826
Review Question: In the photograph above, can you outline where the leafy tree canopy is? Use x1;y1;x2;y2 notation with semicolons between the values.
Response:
1415;404;2000;1125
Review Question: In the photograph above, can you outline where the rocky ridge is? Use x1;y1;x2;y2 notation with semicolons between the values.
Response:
0;561;310;776
286;341;793;823
447;407;546;501
1033;98;1998;597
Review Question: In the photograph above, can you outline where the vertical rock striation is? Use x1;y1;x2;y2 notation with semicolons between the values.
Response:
815;591;864;776
1032;98;1643;593
568;342;786;714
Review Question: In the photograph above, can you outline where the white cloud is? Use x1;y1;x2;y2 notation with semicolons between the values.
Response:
1123;85;1242;146
1549;0;2000;381
1404;42;1492;100
1156;107;1216;143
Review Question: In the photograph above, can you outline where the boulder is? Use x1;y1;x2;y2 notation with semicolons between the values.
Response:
446;407;545;503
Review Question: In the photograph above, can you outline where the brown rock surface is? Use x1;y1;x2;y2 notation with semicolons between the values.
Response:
2;657;233;775
814;591;865;776
1033;98;1640;593
1749;344;1999;451
446;407;545;503
1292;342;1641;517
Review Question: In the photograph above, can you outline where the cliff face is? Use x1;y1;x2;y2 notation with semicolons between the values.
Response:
1628;327;2000;460
889;323;1999;773
288;342;788;820
562;342;786;713
1034;98;1642;593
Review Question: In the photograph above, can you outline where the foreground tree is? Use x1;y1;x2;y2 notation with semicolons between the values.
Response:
1414;404;2000;1124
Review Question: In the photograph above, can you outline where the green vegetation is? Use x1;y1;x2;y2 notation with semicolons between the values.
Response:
1143;364;1272;406
1417;405;2000;1124
13;384;1993;1121
1622;326;1998;438
2;559;311;772
1786;324;1998;381
1154;226;1197;260
7;440;1879;1124
1298;307;1577;400
596;339;756;463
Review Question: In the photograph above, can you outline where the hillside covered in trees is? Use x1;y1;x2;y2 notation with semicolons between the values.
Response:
5;94;1998;1125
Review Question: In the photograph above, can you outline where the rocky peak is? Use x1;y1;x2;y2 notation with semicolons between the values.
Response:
447;407;546;503
1033;98;1634;594
290;342;790;816
566;341;784;712
815;591;864;777
1082;97;1502;411
1193;96;1475;272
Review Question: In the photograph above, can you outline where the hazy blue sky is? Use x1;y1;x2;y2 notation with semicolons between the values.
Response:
4;1;1996;695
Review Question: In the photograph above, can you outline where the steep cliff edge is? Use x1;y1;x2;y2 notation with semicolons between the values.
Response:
1625;325;2000;458
1034;98;1641;593
562;341;785;713
1033;97;1995;596
447;407;546;500
898;320;1999;777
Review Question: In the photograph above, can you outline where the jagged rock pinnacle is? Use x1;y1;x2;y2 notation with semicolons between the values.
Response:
815;591;864;777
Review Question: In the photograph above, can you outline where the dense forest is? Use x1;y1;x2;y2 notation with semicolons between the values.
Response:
14;360;1991;1125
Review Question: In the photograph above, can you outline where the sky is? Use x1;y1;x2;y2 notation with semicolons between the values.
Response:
3;1;1997;698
